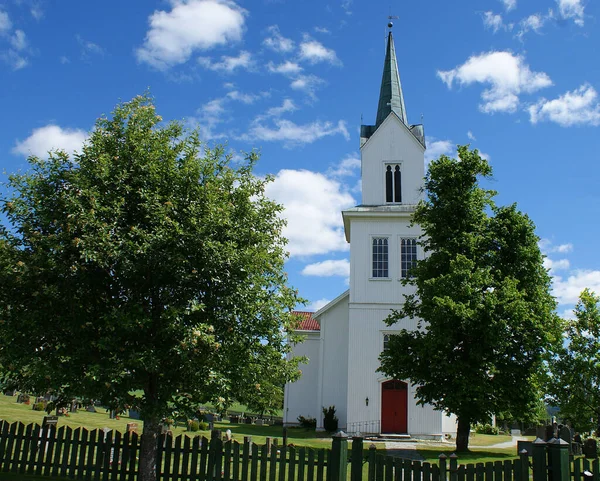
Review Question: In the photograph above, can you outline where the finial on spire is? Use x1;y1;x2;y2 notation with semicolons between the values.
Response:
387;15;398;30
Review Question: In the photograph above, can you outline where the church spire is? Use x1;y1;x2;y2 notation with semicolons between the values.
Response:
375;27;408;127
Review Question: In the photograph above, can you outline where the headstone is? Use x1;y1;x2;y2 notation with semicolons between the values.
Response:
536;426;546;440
559;425;572;453
3;390;15;396
70;400;78;413
245;417;252;424
225;429;232;441
256;419;264;426
86;404;96;413
584;438;598;459
42;416;58;428
109;410;117;419
517;440;534;456
127;423;138;434
128;409;140;420
230;415;239;424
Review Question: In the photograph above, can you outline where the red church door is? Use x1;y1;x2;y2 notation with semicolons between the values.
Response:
381;380;408;433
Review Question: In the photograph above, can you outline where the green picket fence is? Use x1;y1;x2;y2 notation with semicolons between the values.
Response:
0;421;593;481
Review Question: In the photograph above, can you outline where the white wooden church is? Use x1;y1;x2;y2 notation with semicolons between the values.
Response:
283;26;457;439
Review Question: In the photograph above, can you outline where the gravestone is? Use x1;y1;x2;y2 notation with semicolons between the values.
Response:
256;419;264;426
559;425;572;453
225;429;232;441
536;426;546;440
583;438;598;459
86;404;96;413
128;409;140;420
126;423;138;434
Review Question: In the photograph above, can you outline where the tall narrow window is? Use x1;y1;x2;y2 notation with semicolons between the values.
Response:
383;334;390;350
394;166;402;202
385;164;402;203
372;237;389;278
385;166;393;203
400;238;417;278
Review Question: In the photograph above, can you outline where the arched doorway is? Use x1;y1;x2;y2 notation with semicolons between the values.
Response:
381;380;408;433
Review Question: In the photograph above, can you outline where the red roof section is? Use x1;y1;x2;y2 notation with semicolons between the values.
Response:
293;311;320;331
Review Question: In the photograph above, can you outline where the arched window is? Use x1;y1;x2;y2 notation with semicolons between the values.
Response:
385;164;402;203
383;334;390;350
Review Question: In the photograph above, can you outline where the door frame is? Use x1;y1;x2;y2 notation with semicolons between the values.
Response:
380;379;408;434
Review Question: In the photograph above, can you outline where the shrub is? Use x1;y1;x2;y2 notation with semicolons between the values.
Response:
187;419;200;432
32;401;47;411
322;406;338;433
297;415;316;429
475;423;499;435
199;421;209;431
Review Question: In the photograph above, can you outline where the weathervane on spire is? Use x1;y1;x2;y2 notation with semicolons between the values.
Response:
387;14;398;29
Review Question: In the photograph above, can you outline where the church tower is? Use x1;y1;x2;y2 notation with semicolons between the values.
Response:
283;23;456;439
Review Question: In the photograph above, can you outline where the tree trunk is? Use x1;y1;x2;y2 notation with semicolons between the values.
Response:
139;417;161;481
456;417;471;452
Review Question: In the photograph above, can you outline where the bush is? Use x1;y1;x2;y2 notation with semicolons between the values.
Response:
297;415;316;429
187;419;200;432
322;406;338;433
199;421;209;431
475;423;499;435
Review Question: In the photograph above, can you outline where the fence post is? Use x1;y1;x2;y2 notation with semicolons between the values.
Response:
532;438;547;481
449;454;458;481
351;437;363;481
519;448;529;481
548;438;570;481
439;454;447;481
329;431;349;481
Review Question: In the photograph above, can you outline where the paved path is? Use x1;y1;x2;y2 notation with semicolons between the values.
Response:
381;436;526;462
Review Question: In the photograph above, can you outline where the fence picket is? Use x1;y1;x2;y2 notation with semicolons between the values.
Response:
181;435;191;481
316;449;325;481
484;462;493;481
267;442;275;481
374;455;383;481
457;464;465;481
307;449;315;481
42;425;58;477
403;459;411;481
172;435;183;481
423;462;431;481
9;421;25;473
233;440;240;481
2;420;17;472
85;429;97;481
279;446;288;481
163;434;174;481
190;435;201;481
128;432;139;481
503;460;513;481
250;443;259;481
393;458;402;481
110;430;122;481
592;459;599;481
223;440;232;481
19;423;33;475
290;446;297;481
50;425;65;477
0;421;8;468
475;463;484;481
466;463;475;481
493;461;503;481
241;440;250;481
101;430;112;481
298;447;306;481
199;436;209;481
384;456;393;481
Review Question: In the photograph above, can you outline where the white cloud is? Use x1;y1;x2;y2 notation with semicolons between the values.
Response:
264;98;297;117
299;36;340;65
198;51;253;73
13;125;87;158
2;49;28;69
557;0;585;26
226;89;261;104
267;60;303;75
314;27;330;34
424;137;454;165
307;298;331;312
553;270;600;305
544;257;571;273
327;154;360;178
262;25;294;53
528;84;600;127
10;29;27;51
467;131;476;141
136;0;246;70
483;12;504;33
502;0;516;11
30;4;43;20
0;10;12;34
290;74;325;98
438;51;552;113
244;118;349;147
265;169;355;257
302;259;350;277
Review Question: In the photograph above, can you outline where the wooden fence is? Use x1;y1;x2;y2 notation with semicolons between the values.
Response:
0;421;592;481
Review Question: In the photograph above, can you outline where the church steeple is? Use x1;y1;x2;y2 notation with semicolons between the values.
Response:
360;23;424;147
375;30;408;127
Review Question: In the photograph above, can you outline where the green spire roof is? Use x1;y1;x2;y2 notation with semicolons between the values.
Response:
375;31;408;127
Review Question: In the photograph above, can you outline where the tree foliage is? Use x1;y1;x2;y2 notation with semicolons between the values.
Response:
0;94;303;481
379;146;560;451
547;289;600;433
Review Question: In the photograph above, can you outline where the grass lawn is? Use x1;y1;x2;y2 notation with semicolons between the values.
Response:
417;446;519;464
0;394;340;450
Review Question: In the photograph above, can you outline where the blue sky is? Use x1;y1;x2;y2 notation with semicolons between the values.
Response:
1;0;599;317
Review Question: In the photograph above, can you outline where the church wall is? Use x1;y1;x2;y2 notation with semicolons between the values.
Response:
442;412;458;435
318;298;349;430
283;331;320;426
361;116;425;207
346;306;444;436
349;217;420;305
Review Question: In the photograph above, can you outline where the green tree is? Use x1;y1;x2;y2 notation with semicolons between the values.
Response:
547;289;600;433
0;94;302;481
379;146;560;452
